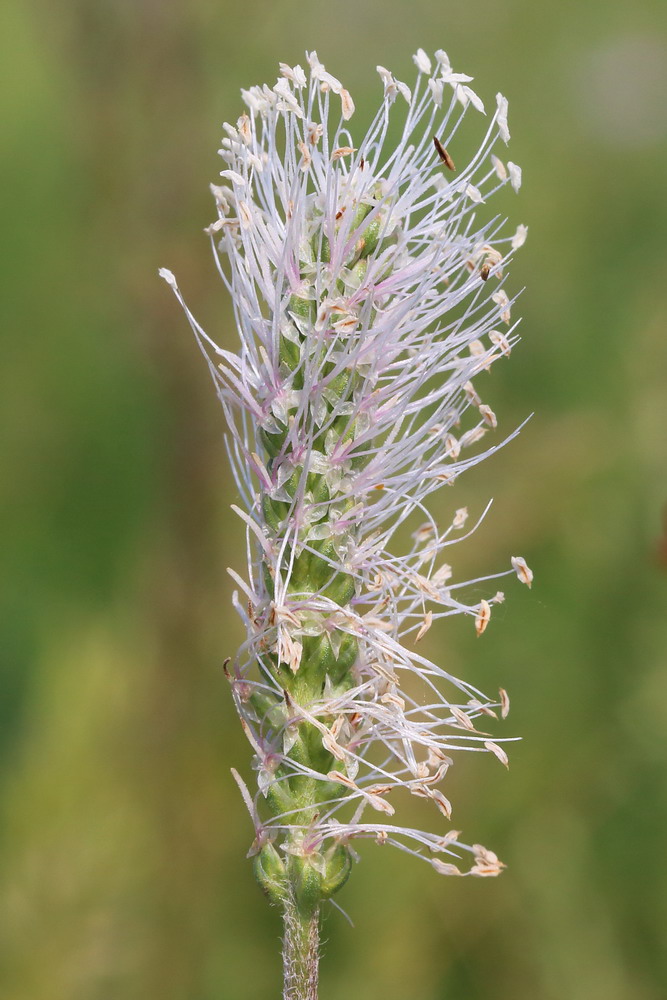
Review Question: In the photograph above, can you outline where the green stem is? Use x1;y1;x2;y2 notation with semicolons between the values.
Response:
282;896;320;1000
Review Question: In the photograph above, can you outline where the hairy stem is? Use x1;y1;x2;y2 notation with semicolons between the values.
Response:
282;897;320;1000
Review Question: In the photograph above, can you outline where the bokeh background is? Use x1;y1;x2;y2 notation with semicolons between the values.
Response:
2;1;667;997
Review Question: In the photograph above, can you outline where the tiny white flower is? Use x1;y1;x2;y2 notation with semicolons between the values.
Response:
279;62;307;88
465;183;485;203
496;92;510;142
508;160;523;192
511;555;534;588
413;48;432;75
491;153;508;180
434;49;452;71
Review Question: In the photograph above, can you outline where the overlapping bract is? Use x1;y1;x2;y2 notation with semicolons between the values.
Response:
161;48;531;887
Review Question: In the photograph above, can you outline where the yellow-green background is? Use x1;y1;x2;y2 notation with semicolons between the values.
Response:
2;1;666;997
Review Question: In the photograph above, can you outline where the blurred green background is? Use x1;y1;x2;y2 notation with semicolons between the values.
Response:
2;1;667;998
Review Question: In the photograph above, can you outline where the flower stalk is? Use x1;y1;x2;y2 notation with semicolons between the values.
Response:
282;897;320;1000
161;46;531;998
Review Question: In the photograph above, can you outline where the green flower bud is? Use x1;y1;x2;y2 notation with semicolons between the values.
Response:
248;689;281;724
279;332;302;371
289;856;322;917
321;844;353;898
307;472;330;506
350;201;374;231
261;494;286;533
322;570;356;606
331;634;359;680
288;294;315;325
316;233;331;263
357;217;382;259
260;426;287;459
254;843;287;904
266;779;295;818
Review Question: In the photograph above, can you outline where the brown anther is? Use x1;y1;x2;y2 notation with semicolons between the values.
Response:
332;146;357;160
367;784;393;796
451;706;476;731
433;135;456;170
475;599;491;636
499;687;510;719
484;741;509;768
480;263;491;281
222;657;231;678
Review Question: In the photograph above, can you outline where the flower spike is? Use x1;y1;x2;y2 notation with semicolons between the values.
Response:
161;48;531;921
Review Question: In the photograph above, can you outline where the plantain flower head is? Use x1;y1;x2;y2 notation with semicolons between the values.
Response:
161;48;532;901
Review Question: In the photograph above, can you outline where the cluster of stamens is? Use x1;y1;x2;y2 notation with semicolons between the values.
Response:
161;47;532;913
